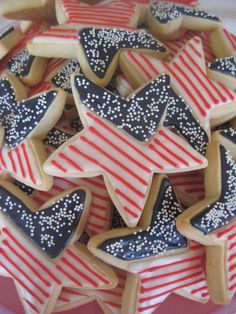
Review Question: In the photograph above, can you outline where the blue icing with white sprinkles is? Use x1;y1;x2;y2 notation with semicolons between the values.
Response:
151;1;220;24
0;186;86;258
0;77;57;148
99;177;187;260
79;28;166;78
191;146;236;234
74;74;185;142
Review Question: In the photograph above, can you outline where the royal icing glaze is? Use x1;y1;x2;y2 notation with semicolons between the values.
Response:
191;146;236;234
51;58;82;94
55;268;126;313
99;177;187;260
208;56;236;78
164;30;215;63
79;27;167;79
0;77;57;148
44;74;207;227
44;127;74;149
58;0;138;29
121;37;236;134
0;186;86;258
150;1;220;24
7;48;35;77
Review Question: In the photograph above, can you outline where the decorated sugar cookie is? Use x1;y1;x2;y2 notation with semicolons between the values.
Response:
164;30;215;63
0;180;117;314
119;37;236;138
56;0;139;29
207;56;236;90
0;25;22;60
44;74;207;227
88;175;209;314
54;268;126;313
147;1;222;40
0;74;66;190
0;0;56;22
177;142;236;304
0;24;48;87
210;28;236;58
28;27;168;86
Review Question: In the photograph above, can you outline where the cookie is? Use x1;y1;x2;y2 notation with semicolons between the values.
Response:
0;25;23;60
44;74;207;227
212;118;236;159
169;170;205;207
88;175;209;314
28;27;168;86
0;24;48;87
210;28;236;58
164;30;215;63
207;56;236;90
147;1;222;40
56;0;139;29
0;180;117;314
120;37;236;137
0;0;56;22
0;73;66;190
177;141;236;304
20;20;36;34
54;268;126;313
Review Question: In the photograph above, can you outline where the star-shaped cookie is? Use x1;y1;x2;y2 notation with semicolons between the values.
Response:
44;74;207;227
120;37;236;137
88;175;209;314
0;74;66;190
0;180;117;314
177;141;236;304
28;27;168;86
147;1;222;40
56;0;139;29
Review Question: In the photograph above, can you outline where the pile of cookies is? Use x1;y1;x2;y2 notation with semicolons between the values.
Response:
0;0;235;313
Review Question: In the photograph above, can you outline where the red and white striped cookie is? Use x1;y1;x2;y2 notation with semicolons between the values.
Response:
0;181;117;314
56;0;139;29
54;268;126;313
44;75;207;227
88;175;209;314
120;37;236;136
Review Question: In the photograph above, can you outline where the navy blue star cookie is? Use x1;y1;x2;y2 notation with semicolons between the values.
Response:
207;56;236;90
0;180;117;313
0;74;66;190
88;175;209;312
177;141;236;304
148;1;222;40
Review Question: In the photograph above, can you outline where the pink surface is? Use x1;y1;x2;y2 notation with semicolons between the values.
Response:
0;276;236;314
